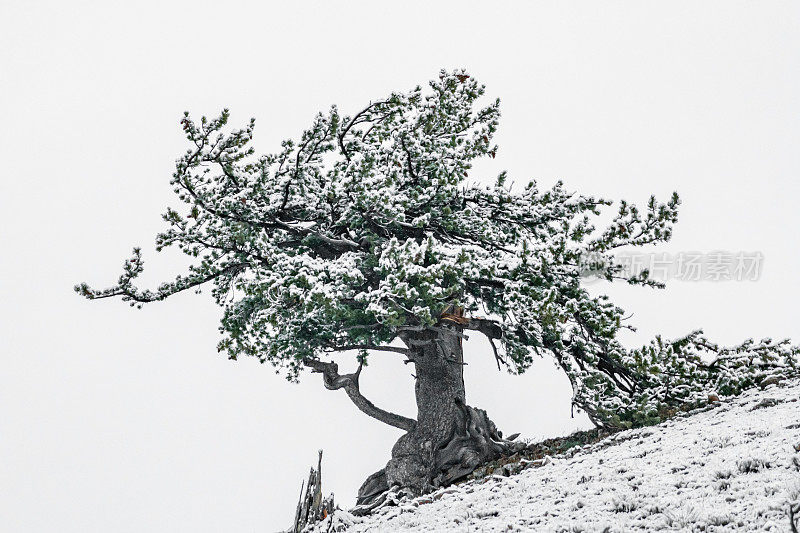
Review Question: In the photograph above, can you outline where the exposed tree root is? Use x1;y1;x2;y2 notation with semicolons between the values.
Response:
354;402;524;513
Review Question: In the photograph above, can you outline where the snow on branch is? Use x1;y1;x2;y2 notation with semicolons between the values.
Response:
79;70;800;425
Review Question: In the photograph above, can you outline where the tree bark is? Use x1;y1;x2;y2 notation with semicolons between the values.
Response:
303;358;416;432
292;450;334;532
356;318;523;507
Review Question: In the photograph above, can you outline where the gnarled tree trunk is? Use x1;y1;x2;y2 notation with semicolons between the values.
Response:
356;319;523;508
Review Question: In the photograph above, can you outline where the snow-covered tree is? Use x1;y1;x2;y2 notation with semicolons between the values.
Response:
77;70;799;502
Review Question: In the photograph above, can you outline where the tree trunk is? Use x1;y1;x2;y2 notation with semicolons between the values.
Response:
356;321;523;508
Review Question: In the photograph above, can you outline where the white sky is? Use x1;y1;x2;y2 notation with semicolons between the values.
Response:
1;1;799;531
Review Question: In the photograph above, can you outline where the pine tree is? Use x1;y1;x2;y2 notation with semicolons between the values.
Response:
77;70;799;503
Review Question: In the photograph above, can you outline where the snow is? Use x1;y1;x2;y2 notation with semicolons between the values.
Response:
315;380;800;532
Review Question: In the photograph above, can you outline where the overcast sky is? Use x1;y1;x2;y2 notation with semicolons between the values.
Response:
2;1;799;531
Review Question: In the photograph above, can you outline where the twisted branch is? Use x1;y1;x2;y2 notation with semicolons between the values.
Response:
303;358;416;432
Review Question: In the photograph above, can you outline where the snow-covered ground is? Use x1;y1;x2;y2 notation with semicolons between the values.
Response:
316;380;800;532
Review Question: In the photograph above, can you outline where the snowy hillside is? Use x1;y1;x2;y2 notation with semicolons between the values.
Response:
315;380;800;532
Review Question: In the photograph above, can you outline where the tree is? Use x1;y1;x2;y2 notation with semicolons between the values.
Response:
77;70;799;503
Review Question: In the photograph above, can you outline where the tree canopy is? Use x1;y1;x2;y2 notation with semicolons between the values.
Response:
77;70;798;428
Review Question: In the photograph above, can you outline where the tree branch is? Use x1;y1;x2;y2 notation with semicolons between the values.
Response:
303;359;416;432
488;337;503;371
463;317;504;340
323;344;412;355
78;261;248;304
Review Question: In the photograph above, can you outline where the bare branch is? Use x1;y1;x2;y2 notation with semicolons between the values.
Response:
323;344;412;356
337;101;387;161
303;359;416;432
488;337;503;371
